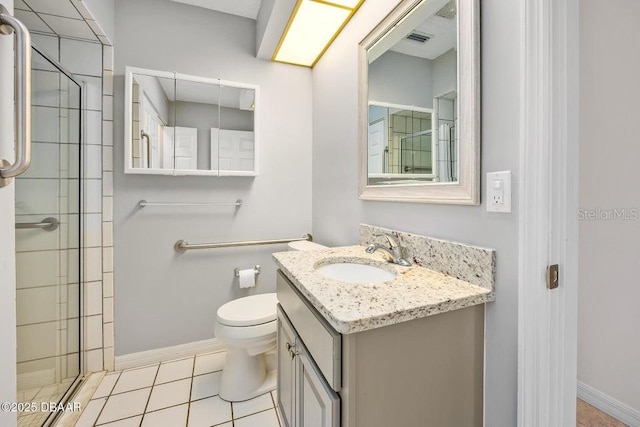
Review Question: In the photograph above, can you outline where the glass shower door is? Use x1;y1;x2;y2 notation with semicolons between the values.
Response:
14;46;82;427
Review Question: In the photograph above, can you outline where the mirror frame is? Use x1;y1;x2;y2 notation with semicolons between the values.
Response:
124;66;260;177
358;0;480;204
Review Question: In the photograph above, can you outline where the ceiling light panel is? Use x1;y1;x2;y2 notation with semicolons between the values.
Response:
273;0;364;67
323;0;362;7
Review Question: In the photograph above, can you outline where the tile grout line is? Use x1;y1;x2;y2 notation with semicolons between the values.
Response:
185;355;196;427
90;370;121;426
94;370;121;399
270;391;282;427
232;407;280;424
230;395;235;427
93;365;158;426
99;364;216;399
138;364;160;426
82;351;280;427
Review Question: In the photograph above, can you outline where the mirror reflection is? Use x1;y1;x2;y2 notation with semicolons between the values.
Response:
216;85;256;172
126;68;257;176
367;0;458;185
131;73;175;169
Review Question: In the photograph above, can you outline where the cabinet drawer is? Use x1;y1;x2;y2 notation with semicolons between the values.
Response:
277;270;341;390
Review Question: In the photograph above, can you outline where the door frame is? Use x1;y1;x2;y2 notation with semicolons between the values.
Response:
0;0;18;425
517;0;580;426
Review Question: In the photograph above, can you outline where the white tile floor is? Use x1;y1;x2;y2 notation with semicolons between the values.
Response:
75;351;282;427
18;378;76;427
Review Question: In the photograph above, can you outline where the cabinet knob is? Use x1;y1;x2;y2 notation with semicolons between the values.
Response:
286;342;297;359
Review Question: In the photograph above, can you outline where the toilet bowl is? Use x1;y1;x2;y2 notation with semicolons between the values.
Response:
215;293;278;402
215;240;327;402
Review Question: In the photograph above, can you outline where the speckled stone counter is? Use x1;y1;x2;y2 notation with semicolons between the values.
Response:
273;245;495;334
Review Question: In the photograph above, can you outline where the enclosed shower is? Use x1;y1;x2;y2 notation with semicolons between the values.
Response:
14;45;83;427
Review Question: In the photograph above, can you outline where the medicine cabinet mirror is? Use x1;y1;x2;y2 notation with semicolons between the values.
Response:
124;67;259;176
359;0;480;204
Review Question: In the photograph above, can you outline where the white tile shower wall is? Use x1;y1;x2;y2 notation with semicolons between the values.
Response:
60;35;107;373
102;40;115;371
437;98;455;181
18;0;117;374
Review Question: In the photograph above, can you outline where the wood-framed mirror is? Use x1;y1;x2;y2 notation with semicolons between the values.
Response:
359;0;480;204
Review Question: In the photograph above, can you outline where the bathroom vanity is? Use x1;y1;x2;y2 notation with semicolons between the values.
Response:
273;228;495;427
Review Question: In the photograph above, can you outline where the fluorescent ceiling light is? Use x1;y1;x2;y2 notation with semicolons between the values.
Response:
325;0;362;7
273;0;364;67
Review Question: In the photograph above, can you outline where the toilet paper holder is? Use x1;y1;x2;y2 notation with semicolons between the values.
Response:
234;265;261;277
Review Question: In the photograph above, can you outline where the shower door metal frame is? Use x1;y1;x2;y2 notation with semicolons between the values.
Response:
29;43;85;427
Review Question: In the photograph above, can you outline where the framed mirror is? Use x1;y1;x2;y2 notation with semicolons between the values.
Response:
124;67;259;176
359;0;480;204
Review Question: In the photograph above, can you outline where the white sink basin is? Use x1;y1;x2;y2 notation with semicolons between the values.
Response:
315;262;396;284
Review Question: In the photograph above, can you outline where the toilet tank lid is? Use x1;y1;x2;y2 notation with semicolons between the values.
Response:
217;293;278;327
287;240;327;251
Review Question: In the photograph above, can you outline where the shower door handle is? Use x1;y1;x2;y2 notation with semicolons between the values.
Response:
0;4;31;188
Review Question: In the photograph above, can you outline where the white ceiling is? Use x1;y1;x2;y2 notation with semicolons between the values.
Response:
390;14;456;60
170;0;263;20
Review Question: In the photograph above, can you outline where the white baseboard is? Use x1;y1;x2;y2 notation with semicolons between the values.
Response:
578;381;640;426
115;338;226;371
18;368;56;391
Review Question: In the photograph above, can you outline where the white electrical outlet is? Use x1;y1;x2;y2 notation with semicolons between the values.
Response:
486;171;511;213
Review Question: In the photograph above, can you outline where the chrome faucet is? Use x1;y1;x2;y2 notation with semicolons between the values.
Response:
365;233;411;266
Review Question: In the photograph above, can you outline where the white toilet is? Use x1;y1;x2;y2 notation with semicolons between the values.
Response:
215;240;327;402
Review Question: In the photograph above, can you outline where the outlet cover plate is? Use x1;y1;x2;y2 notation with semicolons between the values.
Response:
486;171;512;213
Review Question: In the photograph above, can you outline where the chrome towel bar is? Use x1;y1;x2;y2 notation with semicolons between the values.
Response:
139;199;243;208
15;217;59;231
174;233;312;253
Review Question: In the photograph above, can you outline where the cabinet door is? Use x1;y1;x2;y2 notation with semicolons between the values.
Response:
296;344;340;427
277;307;297;427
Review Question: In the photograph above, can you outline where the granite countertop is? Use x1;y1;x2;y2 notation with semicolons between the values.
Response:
272;245;495;334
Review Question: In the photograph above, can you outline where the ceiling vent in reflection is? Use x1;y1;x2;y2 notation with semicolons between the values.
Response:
436;0;457;19
406;31;430;43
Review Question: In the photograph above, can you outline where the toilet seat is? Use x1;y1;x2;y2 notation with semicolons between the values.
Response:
217;293;278;327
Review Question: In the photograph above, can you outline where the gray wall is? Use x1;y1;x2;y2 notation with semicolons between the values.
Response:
369;50;433;108
113;0;312;355
311;0;521;425
578;0;640;412
433;48;457;97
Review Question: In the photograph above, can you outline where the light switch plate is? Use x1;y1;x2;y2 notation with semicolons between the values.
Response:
486;171;512;213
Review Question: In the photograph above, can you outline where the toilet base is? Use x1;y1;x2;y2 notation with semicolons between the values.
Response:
220;369;277;402
218;348;277;402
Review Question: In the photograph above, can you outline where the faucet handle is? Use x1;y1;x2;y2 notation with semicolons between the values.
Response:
373;233;399;249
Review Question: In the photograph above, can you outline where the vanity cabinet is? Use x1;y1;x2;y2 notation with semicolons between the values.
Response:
277;308;297;426
276;270;485;427
277;306;340;427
